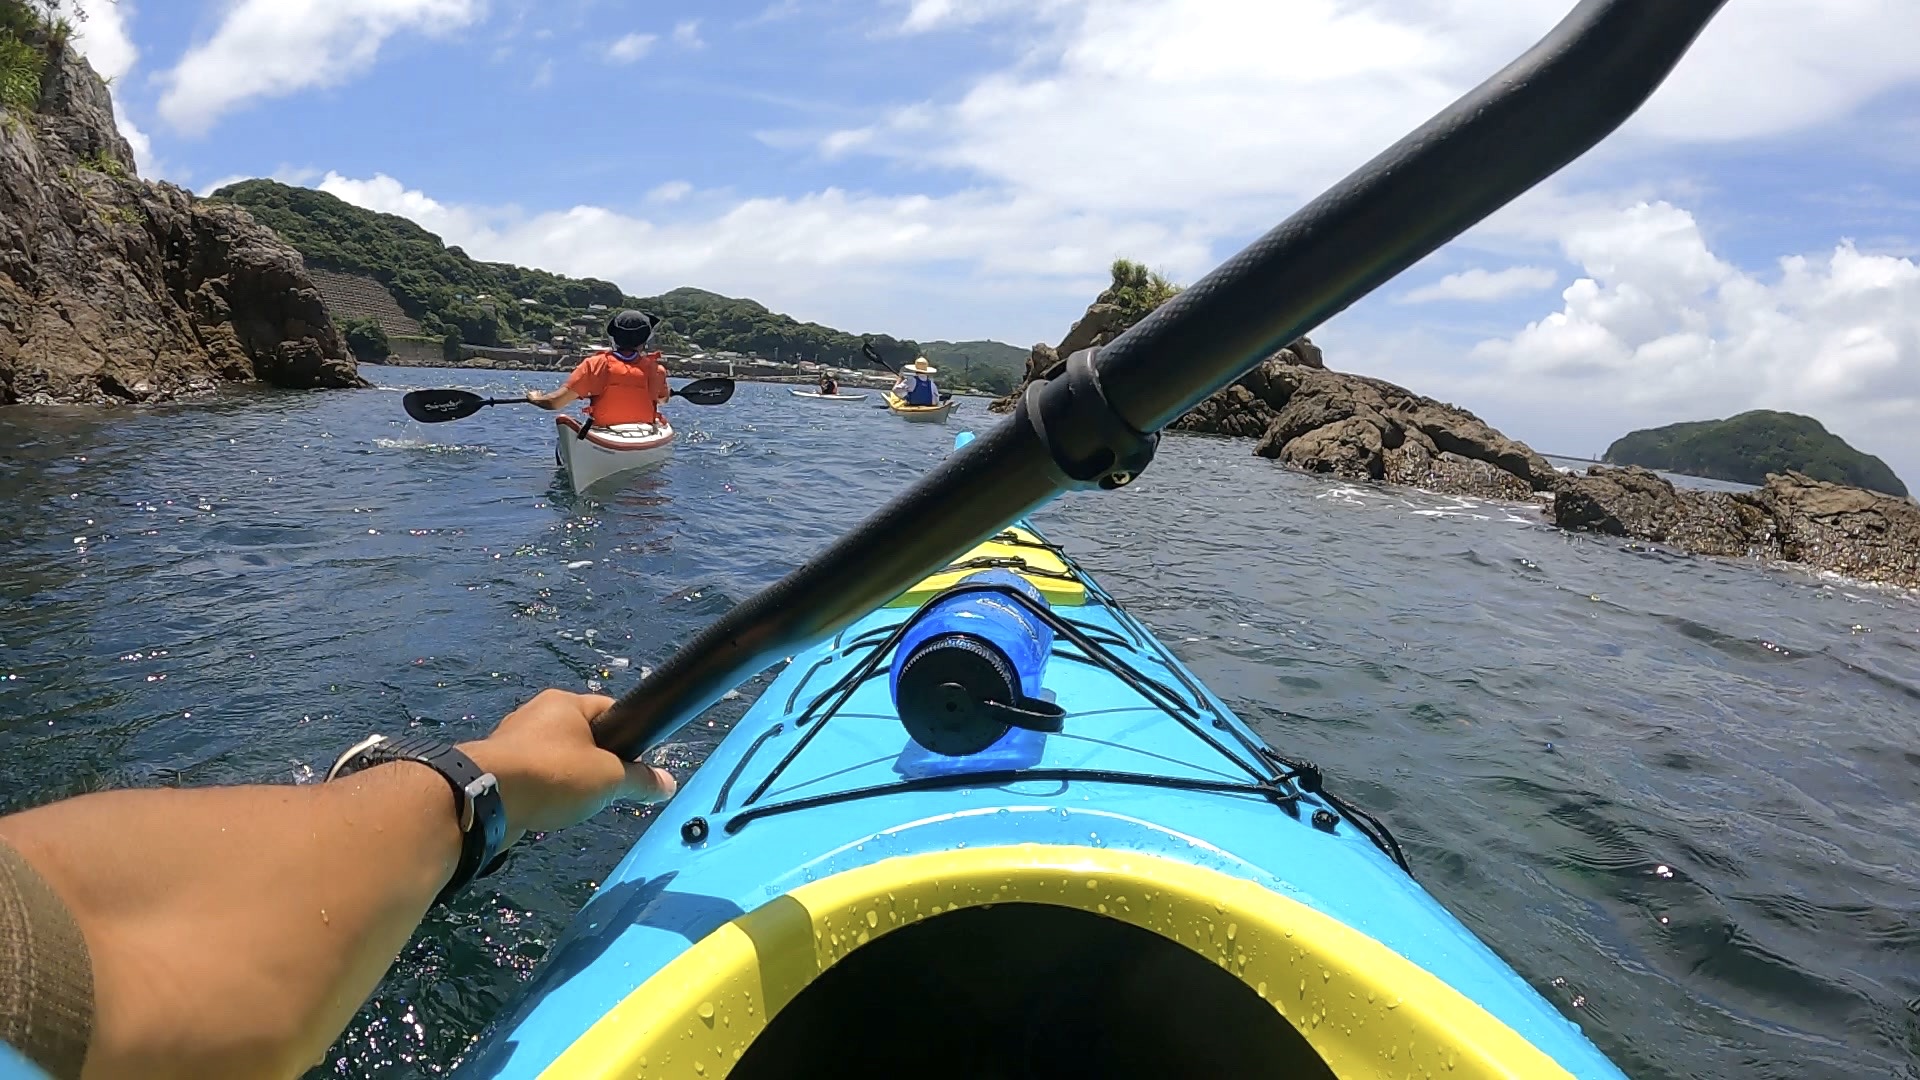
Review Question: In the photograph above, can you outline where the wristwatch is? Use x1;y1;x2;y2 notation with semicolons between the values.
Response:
326;733;509;906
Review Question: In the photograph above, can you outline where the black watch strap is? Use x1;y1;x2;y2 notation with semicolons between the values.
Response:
327;734;508;906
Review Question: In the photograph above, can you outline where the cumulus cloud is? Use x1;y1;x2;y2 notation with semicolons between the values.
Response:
609;32;657;63
70;0;138;82
1400;266;1559;304
672;19;705;49
838;0;1920;240
157;0;484;135
1464;202;1920;482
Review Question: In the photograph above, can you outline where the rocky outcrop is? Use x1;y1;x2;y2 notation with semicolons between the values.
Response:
994;291;1555;500
0;43;362;405
1553;466;1920;587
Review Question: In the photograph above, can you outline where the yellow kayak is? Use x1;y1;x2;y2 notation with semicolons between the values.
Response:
884;392;955;423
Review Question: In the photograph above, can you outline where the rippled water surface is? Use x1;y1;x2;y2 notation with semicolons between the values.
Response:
2;370;1916;1079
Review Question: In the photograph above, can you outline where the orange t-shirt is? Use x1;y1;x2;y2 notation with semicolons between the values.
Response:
564;350;669;426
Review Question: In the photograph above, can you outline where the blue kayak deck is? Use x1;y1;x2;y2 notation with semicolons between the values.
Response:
459;540;1623;1078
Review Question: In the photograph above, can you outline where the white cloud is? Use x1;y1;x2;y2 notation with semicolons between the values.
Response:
834;0;1920;241
68;0;154;175
818;127;874;157
71;0;138;83
897;0;1074;34
157;0;484;135
647;180;693;203
609;32;656;63
1462;202;1920;483
530;58;554;88
672;19;705;49
1400;266;1559;304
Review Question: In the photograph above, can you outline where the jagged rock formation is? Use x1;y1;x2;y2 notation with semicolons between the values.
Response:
993;290;1553;500
1553;466;1920;587
0;40;361;404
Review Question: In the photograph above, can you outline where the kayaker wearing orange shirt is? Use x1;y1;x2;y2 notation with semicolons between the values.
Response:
527;310;670;427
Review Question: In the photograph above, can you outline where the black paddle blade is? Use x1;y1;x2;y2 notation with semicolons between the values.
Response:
404;388;487;423
674;378;736;406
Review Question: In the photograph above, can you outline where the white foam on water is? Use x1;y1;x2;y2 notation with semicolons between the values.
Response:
372;437;493;455
1315;485;1385;506
566;560;594;569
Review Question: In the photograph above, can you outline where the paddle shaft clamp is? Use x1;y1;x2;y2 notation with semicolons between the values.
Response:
587;0;1732;760
1022;347;1157;491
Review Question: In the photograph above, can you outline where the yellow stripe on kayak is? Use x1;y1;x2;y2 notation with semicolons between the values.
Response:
538;844;1580;1080
884;525;1088;608
883;392;951;413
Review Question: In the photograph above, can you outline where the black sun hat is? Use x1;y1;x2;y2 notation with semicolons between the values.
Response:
607;309;657;351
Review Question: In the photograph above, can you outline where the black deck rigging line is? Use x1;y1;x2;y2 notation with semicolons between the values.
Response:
930;555;1082;583
724;768;1301;834
741;582;1276;811
746;575;1411;875
711;722;784;815
1260;749;1410;874
782;625;891;713
988;530;1070;557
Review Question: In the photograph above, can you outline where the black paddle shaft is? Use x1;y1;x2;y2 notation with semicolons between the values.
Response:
590;0;1731;758
403;379;733;424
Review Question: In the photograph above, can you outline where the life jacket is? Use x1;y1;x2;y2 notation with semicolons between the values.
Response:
565;350;667;426
902;373;938;406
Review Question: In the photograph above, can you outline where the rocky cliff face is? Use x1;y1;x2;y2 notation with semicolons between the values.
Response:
1554;466;1920;588
992;293;1555;500
0;44;362;404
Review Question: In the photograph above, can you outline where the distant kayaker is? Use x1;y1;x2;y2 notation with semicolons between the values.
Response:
528;310;670;427
893;357;939;405
818;373;838;396
0;689;675;1080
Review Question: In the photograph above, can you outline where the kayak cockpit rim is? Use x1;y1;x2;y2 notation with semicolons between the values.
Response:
538;845;1582;1080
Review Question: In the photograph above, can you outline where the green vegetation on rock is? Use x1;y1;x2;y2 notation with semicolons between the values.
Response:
0;0;77;113
1604;410;1907;497
1104;258;1182;325
210;179;1025;389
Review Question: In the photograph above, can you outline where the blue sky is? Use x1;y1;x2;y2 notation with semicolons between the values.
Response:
72;0;1920;480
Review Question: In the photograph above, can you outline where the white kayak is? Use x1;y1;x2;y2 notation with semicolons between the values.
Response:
554;415;674;491
790;389;869;402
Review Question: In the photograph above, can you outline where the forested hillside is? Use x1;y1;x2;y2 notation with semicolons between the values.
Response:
212;180;1023;388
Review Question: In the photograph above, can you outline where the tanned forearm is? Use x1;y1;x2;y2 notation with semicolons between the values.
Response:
0;691;673;1080
0;762;460;1080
